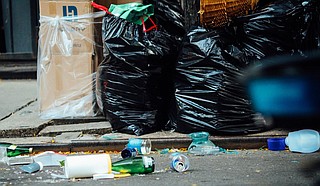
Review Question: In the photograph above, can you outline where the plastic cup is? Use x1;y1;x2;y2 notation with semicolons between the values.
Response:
64;154;112;178
267;138;286;151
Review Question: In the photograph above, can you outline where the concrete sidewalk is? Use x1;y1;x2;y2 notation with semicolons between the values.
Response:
0;79;290;153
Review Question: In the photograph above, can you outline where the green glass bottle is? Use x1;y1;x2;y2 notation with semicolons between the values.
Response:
0;142;33;157
111;156;155;174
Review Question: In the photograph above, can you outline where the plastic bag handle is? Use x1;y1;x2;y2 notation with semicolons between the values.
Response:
141;17;157;33
91;2;157;32
91;2;111;14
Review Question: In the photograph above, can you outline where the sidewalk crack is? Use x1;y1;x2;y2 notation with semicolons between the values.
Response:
0;99;37;121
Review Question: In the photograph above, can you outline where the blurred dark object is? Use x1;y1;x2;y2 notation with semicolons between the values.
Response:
244;51;320;130
96;10;181;135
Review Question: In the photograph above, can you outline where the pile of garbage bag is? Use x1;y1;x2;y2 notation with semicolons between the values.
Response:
96;0;320;135
172;0;320;134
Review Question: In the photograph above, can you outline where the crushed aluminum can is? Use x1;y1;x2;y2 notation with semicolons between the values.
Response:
170;152;190;172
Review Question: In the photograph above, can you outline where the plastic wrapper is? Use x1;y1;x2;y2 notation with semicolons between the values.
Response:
172;0;320;134
37;7;105;119
96;8;182;135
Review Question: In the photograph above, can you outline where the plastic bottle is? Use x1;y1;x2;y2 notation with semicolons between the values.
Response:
0;143;33;157
126;138;151;155
111;156;155;174
285;129;320;153
169;152;190;172
188;132;220;155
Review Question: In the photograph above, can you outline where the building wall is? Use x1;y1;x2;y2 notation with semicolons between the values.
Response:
0;0;38;62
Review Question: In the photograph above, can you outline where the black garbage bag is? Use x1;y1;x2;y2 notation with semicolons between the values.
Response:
235;0;320;61
173;26;266;134
96;13;181;135
172;0;320;134
143;0;185;38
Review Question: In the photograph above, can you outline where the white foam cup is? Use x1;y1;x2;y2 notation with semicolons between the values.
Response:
64;154;111;178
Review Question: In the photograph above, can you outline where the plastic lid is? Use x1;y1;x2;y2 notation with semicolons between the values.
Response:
267;138;286;151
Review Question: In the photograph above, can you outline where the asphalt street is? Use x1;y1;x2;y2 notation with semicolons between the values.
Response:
1;150;320;186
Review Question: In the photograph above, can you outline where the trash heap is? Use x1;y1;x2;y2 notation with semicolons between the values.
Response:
37;0;320;135
0;129;319;181
0;138;193;180
95;0;320;135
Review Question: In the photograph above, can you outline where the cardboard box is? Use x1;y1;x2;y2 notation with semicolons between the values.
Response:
38;0;96;118
39;0;94;54
39;55;95;118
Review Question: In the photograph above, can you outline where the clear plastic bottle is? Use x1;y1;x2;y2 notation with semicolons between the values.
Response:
169;152;190;172
188;132;220;155
126;138;151;155
285;129;320;153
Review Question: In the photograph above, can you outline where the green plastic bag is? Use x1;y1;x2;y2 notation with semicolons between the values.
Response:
109;3;154;25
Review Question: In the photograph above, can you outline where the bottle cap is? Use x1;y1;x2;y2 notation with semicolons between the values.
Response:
267;138;286;151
